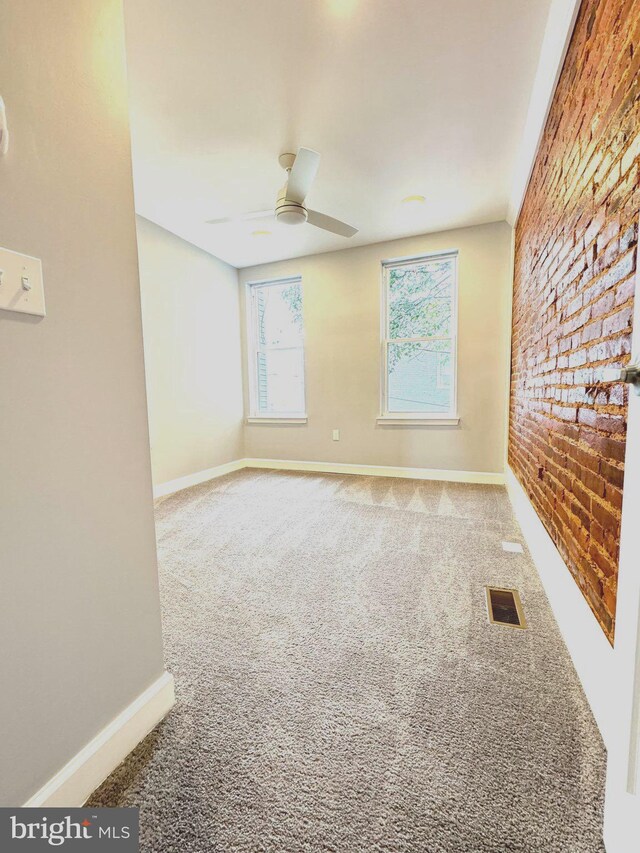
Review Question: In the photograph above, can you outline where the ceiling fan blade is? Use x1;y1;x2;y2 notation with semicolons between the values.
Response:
286;147;320;204
306;209;358;238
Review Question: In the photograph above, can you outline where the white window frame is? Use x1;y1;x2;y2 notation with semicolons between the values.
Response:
245;276;307;423
378;250;459;425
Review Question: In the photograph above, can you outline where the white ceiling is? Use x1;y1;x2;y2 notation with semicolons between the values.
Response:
124;0;552;269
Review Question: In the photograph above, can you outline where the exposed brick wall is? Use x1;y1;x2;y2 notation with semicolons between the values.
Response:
509;0;640;643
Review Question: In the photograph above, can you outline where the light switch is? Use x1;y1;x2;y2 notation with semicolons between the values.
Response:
332;429;340;441
0;247;45;316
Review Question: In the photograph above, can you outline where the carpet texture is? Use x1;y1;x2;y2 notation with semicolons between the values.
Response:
90;469;606;852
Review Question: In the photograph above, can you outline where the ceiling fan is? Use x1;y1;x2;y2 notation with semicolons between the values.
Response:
206;148;358;238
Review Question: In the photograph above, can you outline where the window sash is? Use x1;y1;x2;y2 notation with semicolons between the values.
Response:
381;252;458;418
247;277;306;418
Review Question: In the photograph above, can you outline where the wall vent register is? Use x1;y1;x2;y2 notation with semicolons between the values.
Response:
485;587;526;629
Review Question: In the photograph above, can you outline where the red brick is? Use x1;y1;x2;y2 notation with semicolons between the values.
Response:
602;305;633;335
601;459;625;489
509;0;640;645
592;499;620;532
615;276;635;306
589;543;617;579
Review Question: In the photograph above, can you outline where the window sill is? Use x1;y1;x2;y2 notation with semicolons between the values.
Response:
247;416;308;424
376;415;460;426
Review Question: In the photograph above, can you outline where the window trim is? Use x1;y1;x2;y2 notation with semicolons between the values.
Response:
245;275;307;422
379;250;459;424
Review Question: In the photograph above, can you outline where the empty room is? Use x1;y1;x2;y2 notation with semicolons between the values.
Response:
1;0;639;851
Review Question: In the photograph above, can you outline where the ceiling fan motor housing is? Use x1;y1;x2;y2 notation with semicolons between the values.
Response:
275;199;308;225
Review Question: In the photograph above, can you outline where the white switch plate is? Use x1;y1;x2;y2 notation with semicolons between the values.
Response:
0;246;45;317
332;429;340;441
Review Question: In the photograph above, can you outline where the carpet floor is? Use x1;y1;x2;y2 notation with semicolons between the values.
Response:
90;469;606;852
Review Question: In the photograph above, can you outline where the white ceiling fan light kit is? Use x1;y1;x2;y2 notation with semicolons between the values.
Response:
207;147;358;238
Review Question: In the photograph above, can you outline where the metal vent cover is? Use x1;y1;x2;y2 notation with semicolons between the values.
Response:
485;586;527;629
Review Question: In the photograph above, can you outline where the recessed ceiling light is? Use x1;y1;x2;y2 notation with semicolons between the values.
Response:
251;230;272;237
401;195;426;205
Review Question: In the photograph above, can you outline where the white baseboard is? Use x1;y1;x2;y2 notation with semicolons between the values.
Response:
505;466;614;749
153;459;246;498
24;671;175;808
153;458;505;497
243;457;505;484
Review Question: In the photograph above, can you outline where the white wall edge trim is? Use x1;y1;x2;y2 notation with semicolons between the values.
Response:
153;459;246;498
506;0;583;225
24;671;175;808
505;466;615;748
244;458;505;484
154;458;505;492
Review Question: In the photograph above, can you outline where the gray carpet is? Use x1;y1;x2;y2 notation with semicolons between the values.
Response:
90;469;606;852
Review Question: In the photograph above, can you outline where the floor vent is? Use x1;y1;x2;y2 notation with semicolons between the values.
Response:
485;586;526;629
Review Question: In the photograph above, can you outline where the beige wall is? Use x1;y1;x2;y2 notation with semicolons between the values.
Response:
137;217;244;486
240;221;512;473
0;0;165;806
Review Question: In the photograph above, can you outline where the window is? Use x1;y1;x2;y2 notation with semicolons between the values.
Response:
380;251;458;422
247;277;306;420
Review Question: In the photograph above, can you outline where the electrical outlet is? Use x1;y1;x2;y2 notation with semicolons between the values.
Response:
332;429;340;441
